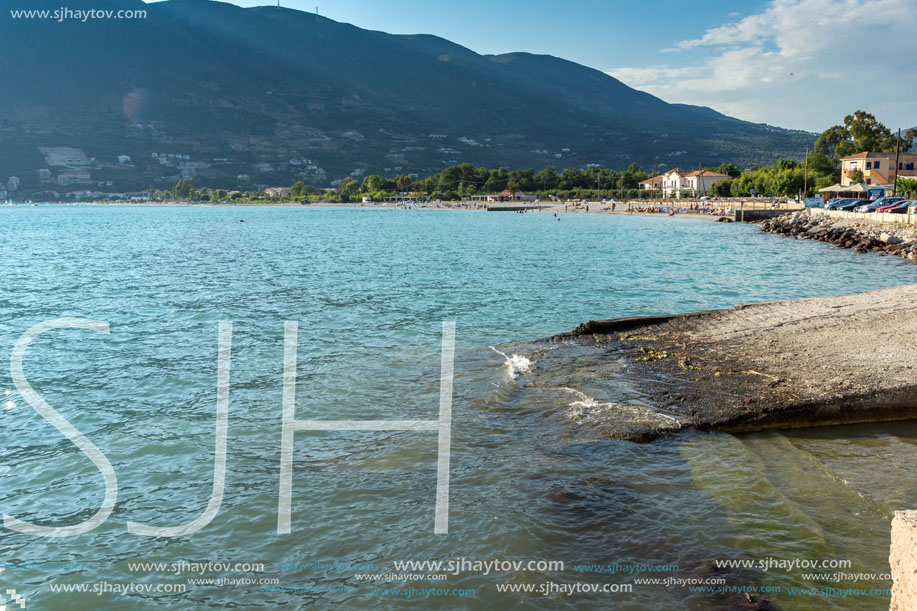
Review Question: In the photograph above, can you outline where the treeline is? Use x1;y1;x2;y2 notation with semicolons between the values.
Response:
163;164;671;203
708;159;818;198
345;162;659;202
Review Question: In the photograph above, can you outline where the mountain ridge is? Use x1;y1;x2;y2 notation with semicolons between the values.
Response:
0;0;813;194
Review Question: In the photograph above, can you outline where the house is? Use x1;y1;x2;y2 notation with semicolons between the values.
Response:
468;190;537;203
839;152;917;186
689;170;730;194
638;174;664;191
383;191;428;203
264;187;292;197
639;168;729;197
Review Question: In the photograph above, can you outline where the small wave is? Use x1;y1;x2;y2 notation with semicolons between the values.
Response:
560;387;681;429
489;346;532;378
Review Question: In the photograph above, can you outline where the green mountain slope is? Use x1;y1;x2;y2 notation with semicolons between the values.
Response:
0;0;813;193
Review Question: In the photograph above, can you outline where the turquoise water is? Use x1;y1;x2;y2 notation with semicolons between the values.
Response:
1;205;916;610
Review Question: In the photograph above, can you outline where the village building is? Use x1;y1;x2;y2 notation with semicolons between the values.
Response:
264;187;292;197
639;168;729;197
467;190;537;203
383;191;428;203
839;151;917;186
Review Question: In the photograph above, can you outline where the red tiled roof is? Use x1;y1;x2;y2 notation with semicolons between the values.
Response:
840;151;917;160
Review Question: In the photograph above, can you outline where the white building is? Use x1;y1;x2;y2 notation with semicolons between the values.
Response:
7;176;20;191
640;168;729;197
39;147;90;168
57;170;92;186
265;187;292;197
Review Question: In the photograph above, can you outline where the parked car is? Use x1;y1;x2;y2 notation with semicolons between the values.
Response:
854;197;905;213
837;199;866;210
876;199;912;213
826;198;856;210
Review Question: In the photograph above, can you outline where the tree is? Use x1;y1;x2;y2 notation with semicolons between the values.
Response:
338;177;359;196
814;124;849;158
172;179;194;200
711;178;733;197
808;150;837;180
897;177;917;198
535;166;560;191
395;174;413;192
816;111;915;159
716;163;741;178
291;181;306;197
361;175;384;193
848;169;864;184
842;111;895;155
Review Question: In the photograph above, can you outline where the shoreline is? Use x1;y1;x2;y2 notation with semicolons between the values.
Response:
8;200;800;223
543;284;917;442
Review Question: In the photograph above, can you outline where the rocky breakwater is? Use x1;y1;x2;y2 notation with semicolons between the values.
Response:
761;209;917;262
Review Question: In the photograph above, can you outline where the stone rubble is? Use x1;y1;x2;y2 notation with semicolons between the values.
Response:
760;209;917;262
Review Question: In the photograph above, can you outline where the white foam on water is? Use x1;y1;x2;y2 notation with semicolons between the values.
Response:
489;346;533;378
4;401;15;410
559;387;681;429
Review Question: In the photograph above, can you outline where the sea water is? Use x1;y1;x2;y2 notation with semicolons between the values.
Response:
1;205;916;610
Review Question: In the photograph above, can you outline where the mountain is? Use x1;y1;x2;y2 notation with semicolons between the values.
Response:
0;0;813;194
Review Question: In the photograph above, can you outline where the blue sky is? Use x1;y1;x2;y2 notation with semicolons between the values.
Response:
201;0;765;74
149;0;915;133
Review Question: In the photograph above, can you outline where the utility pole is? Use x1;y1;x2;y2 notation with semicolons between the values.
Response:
893;128;901;197
803;147;808;202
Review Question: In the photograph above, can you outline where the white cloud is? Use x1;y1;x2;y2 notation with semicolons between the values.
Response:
607;0;917;131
